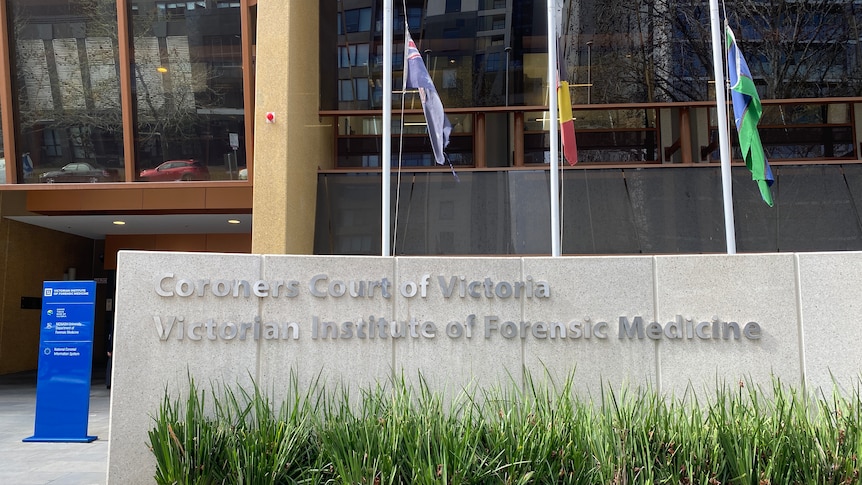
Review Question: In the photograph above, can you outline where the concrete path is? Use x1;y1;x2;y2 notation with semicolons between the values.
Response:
0;372;110;485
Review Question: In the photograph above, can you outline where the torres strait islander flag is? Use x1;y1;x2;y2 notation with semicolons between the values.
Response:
726;26;774;206
405;28;452;167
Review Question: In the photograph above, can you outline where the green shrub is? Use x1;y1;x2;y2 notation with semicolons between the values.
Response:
148;372;862;484
149;376;228;484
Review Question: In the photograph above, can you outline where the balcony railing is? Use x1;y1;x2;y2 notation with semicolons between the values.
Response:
321;97;862;169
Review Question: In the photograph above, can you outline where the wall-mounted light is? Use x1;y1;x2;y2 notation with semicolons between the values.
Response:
227;219;241;224
113;220;126;225
156;66;168;73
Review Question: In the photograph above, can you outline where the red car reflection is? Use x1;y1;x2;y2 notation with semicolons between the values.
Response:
139;160;210;181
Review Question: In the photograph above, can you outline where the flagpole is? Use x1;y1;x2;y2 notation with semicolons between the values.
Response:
708;0;737;254
382;0;393;257
547;0;561;257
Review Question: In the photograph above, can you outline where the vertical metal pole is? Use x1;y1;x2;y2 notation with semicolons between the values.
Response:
586;41;592;104
504;46;511;107
708;0;737;254
382;0;393;256
548;1;561;257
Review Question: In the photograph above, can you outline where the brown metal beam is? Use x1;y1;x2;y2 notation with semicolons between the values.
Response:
0;0;17;183
241;0;256;182
117;0;136;182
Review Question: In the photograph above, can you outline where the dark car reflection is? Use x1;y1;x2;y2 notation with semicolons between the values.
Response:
39;162;121;183
139;160;210;181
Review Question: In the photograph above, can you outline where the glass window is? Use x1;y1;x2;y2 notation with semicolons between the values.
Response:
338;44;370;68
354;79;369;101
326;1;862;109
339;80;355;102
390;7;422;34
355;44;370;67
322;1;862;171
486;52;500;72
338;46;351;68
492;15;505;30
406;8;422;32
10;0;124;184
131;0;245;181
392;43;404;70
341;8;372;34
479;0;506;9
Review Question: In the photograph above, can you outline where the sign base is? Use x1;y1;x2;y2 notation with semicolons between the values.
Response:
23;435;98;443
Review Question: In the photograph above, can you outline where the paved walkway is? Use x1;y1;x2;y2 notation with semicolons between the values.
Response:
0;372;110;485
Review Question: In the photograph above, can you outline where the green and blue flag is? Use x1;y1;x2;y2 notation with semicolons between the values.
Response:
726;27;774;206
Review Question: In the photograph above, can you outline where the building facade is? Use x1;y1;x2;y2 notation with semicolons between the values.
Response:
1;0;862;373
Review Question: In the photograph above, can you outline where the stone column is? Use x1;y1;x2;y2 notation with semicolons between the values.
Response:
252;2;333;254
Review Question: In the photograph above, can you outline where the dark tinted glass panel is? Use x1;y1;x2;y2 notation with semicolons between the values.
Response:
316;173;382;255
10;0;123;184
758;165;862;252
317;165;862;255
560;170;640;254
621;168;726;253
398;171;547;254
130;0;244;181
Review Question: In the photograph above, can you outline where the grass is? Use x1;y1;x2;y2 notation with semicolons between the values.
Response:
149;372;862;484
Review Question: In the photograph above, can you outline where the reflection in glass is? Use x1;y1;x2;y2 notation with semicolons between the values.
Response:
326;1;862;110
336;114;473;167
130;1;245;181
703;103;856;162
10;0;123;184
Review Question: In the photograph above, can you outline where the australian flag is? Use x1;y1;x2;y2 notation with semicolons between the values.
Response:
405;29;452;166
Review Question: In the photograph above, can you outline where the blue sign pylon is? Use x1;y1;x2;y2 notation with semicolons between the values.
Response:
24;280;98;443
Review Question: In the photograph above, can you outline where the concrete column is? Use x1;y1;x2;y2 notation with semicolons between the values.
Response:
252;3;333;254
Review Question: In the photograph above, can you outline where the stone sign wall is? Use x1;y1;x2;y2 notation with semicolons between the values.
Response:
107;251;862;484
